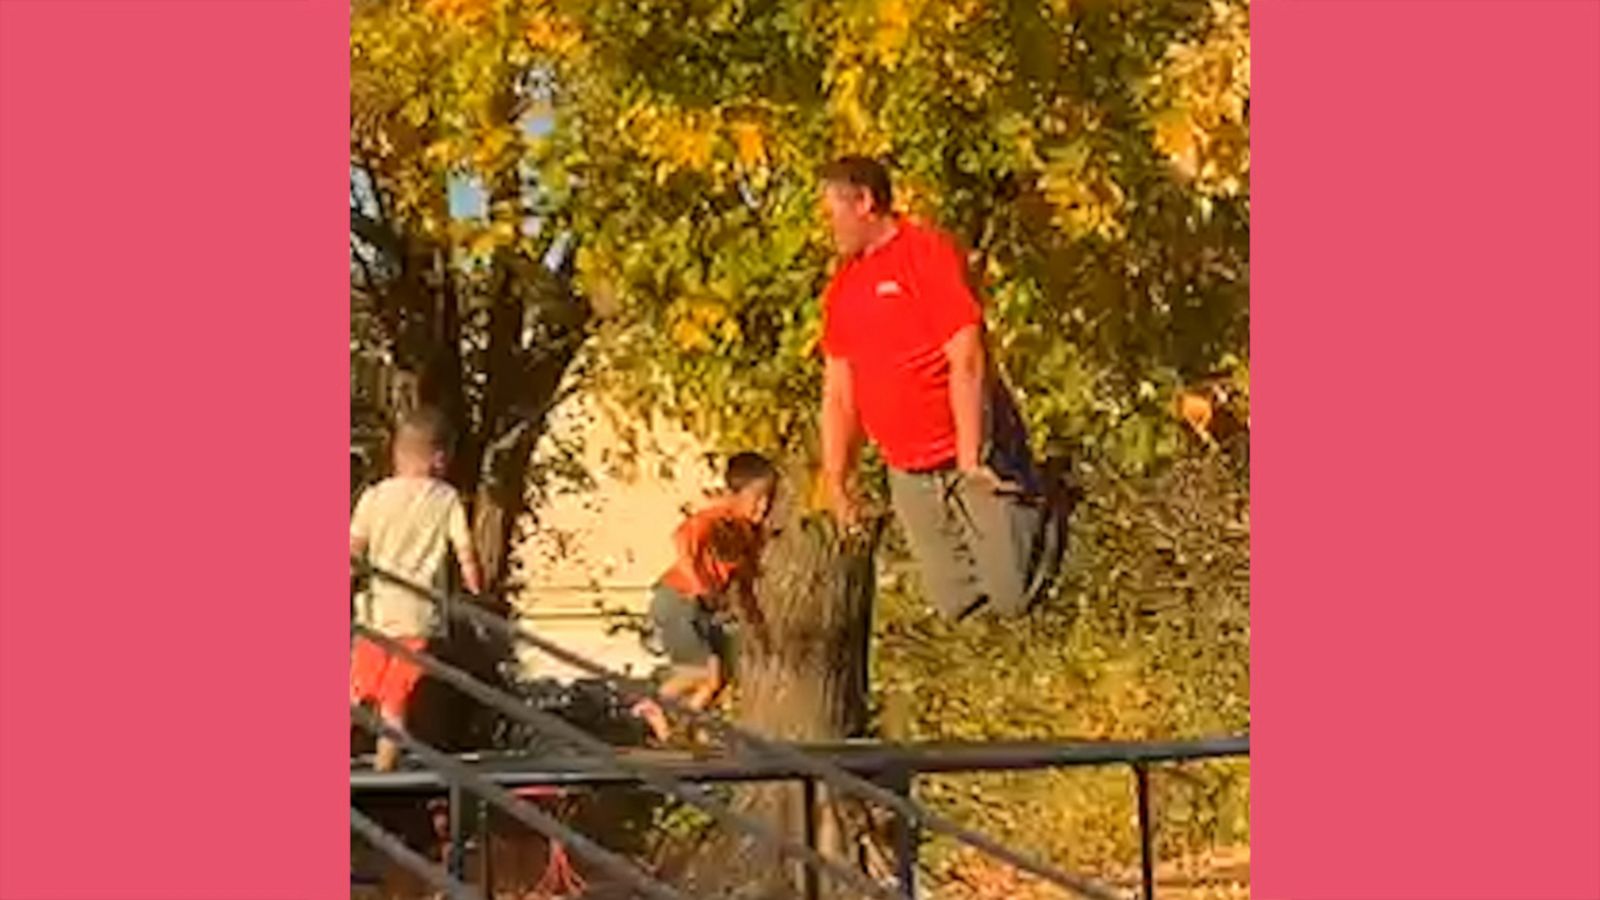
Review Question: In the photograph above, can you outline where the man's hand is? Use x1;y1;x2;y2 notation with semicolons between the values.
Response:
825;476;864;529
960;463;1022;496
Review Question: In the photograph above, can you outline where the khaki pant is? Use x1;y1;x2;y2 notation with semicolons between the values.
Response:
888;467;1061;619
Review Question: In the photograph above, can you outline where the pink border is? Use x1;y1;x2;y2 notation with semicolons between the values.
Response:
1252;1;1599;897
1;0;1597;898
1;1;348;897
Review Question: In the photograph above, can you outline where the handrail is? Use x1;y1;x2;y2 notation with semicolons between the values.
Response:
354;624;906;900
352;704;688;900
350;735;1248;791
350;807;484;900
359;560;1128;899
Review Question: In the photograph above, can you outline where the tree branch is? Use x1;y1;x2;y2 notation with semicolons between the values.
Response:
351;207;403;261
350;237;381;293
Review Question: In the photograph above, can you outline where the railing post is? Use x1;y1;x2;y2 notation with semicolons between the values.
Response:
447;783;466;880
1133;762;1154;900
801;776;820;900
476;796;492;895
888;766;919;897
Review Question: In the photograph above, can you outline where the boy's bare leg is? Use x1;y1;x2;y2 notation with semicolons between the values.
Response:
374;710;404;772
631;696;672;743
681;657;726;743
686;656;725;711
635;663;720;742
633;667;698;743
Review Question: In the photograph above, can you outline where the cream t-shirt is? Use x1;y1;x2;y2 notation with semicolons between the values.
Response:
351;476;471;637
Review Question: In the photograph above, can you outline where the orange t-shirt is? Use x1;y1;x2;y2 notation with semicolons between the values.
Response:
659;502;762;604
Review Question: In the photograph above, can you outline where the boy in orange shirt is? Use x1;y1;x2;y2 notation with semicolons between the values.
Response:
633;452;777;743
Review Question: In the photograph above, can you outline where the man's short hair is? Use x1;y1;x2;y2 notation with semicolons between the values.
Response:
821;156;893;215
725;451;778;493
396;406;452;454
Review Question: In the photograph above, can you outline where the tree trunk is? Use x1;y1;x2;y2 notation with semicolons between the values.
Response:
675;465;890;899
737;509;878;741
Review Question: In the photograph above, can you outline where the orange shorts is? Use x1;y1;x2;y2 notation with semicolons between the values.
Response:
350;636;427;718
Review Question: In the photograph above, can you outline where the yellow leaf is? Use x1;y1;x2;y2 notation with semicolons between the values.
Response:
475;128;513;168
730;121;767;169
1175;390;1215;443
422;0;480;21
424;139;455;165
700;302;725;324
525;11;583;55
468;230;499;258
871;0;912;65
665;117;714;171
1153;109;1199;173
401;98;430;128
670;319;710;352
830;67;872;141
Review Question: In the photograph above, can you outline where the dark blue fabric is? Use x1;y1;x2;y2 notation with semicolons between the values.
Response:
986;377;1043;498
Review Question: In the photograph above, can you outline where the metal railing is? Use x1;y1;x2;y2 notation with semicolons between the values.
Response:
351;806;484;900
350;561;1248;899
362;564;1128;898
355;624;904;900
353;735;1248;900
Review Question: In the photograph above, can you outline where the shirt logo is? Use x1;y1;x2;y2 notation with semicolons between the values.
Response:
875;280;904;299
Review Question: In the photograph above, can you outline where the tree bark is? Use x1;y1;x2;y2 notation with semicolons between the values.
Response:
737;510;878;742
674;465;890;899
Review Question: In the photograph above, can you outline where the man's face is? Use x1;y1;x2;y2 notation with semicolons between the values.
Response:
821;182;875;257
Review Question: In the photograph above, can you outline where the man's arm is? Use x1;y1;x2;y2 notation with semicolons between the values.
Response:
943;324;986;472
821;354;864;523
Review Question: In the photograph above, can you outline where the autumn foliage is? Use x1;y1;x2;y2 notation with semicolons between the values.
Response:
352;0;1250;887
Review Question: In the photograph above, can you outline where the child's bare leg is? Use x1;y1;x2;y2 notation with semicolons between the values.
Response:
677;658;725;745
631;695;671;743
661;664;712;703
634;667;697;742
374;708;404;772
635;664;716;742
685;656;725;711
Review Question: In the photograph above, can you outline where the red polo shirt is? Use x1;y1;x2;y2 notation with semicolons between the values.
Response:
820;220;982;472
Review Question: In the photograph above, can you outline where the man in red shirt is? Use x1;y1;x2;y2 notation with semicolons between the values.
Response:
818;156;1062;619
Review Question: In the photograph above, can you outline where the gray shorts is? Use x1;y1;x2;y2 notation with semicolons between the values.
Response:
889;467;1061;619
649;584;726;667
